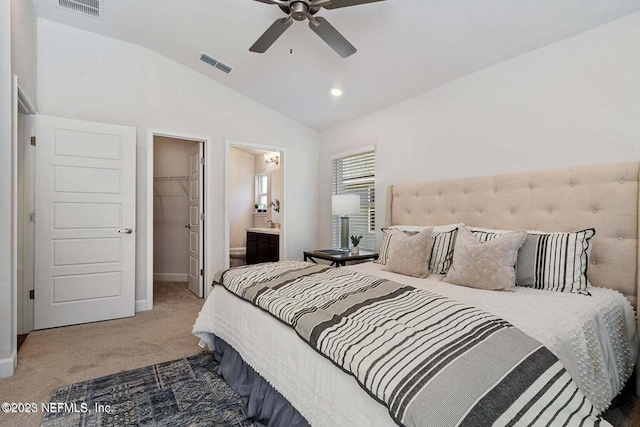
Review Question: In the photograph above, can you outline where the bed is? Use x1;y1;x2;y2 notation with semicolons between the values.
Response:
194;162;640;426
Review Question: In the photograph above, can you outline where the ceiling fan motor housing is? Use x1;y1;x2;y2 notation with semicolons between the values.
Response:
290;1;309;21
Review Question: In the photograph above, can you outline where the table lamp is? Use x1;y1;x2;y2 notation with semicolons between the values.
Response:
332;194;360;252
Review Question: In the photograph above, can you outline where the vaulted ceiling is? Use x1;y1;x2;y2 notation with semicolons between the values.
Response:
32;0;640;130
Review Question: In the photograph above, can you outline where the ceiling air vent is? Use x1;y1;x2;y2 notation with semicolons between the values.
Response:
59;0;101;18
200;53;233;74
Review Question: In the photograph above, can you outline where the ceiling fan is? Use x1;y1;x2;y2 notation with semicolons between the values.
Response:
249;0;386;58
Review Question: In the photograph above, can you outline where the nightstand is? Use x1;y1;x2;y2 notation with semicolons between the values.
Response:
303;249;379;268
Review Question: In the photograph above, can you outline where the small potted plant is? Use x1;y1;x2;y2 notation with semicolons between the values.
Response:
350;235;363;254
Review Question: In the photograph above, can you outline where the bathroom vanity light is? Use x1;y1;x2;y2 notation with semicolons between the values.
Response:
264;152;280;166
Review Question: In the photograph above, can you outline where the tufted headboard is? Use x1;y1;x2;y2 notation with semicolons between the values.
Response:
385;162;640;308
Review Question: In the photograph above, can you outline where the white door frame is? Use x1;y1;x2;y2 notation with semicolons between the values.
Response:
146;129;212;310
16;82;37;336
224;139;287;276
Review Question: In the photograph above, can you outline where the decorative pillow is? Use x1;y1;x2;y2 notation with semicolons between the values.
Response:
374;228;414;265
429;228;459;274
443;227;527;291
469;226;512;243
375;224;460;275
516;229;596;294
384;228;434;278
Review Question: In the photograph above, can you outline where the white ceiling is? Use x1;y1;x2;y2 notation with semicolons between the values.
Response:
32;0;640;130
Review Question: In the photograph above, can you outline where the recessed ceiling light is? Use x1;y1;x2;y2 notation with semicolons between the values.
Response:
330;88;343;97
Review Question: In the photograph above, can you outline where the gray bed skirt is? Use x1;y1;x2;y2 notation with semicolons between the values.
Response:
211;335;310;427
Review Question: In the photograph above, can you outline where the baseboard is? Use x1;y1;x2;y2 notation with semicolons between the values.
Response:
153;273;188;282
135;299;149;313
0;350;17;378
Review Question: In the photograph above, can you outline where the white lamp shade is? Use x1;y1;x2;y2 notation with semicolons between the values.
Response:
332;194;360;215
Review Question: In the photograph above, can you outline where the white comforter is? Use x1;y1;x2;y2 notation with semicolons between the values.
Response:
193;263;638;426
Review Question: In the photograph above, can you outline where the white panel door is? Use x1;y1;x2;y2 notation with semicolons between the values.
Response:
34;115;136;329
188;143;203;297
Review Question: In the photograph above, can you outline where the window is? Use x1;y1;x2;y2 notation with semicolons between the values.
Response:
332;150;376;251
256;173;268;210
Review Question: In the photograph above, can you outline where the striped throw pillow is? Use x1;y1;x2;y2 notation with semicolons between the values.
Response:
517;229;595;294
429;229;459;274
469;227;511;243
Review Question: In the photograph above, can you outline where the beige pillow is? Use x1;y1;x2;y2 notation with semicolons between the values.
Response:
384;228;434;278
443;227;526;291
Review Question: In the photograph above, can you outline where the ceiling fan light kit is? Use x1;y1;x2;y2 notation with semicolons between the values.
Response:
250;0;385;58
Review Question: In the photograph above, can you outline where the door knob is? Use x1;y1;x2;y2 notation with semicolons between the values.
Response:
119;228;133;234
185;224;191;229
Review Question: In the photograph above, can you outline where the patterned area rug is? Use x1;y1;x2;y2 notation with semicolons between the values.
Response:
41;352;253;427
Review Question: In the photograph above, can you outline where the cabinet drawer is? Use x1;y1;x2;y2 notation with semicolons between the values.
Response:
247;232;257;242
269;234;279;245
258;233;270;243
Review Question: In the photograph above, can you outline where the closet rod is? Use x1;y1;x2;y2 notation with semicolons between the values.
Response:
153;176;189;181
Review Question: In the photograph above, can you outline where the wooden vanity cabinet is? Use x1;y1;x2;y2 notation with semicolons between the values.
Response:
246;232;279;265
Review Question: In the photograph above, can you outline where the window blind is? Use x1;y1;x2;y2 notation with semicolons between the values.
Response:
332;150;376;251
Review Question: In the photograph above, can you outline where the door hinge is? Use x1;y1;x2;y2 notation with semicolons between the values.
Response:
29;213;35;223
200;157;205;165
200;269;204;276
200;212;204;221
30;136;36;146
29;290;34;300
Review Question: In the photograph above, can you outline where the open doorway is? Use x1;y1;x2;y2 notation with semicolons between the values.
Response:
151;135;205;301
225;140;286;269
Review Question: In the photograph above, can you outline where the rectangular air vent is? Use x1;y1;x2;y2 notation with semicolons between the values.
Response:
200;53;233;74
59;0;101;18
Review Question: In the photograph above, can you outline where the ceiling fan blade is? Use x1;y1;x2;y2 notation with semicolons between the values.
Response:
323;0;385;9
252;0;276;4
249;17;293;53
308;17;356;58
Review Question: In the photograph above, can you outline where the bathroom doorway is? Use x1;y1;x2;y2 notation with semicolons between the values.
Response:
225;140;286;269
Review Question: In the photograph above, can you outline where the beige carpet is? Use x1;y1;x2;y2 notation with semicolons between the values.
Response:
0;281;638;427
0;282;203;427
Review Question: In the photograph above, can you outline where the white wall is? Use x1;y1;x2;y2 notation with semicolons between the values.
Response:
318;11;640;248
229;147;254;249
11;0;37;105
37;19;320;307
153;136;198;281
0;0;16;378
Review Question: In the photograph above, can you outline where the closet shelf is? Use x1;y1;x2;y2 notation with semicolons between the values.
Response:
153;176;189;221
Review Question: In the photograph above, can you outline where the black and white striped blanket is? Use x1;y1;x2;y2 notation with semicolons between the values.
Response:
215;261;608;427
